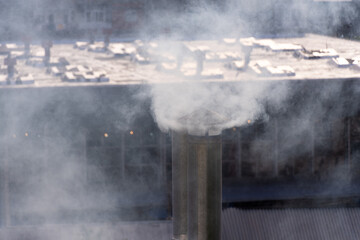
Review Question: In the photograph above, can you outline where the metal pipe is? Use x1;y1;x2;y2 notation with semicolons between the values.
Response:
172;132;188;240
188;134;222;240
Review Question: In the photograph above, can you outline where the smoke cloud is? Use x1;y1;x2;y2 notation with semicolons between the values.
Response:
150;81;289;134
146;0;360;217
145;0;360;134
0;0;360;239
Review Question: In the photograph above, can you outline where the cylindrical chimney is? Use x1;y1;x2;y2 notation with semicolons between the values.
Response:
187;134;222;240
172;108;225;240
172;132;189;240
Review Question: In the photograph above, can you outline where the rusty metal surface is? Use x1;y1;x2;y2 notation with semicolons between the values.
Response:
222;208;360;240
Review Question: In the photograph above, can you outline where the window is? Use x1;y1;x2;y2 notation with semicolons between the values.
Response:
350;116;360;178
124;126;162;188
86;11;91;22
106;9;112;23
4;125;88;225
85;120;164;191
222;143;239;178
98;12;104;22
86;130;123;186
313;118;347;179
71;10;75;22
222;128;240;178
240;120;276;178
64;14;68;25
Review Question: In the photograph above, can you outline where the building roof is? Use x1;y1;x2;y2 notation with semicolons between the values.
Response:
1;34;360;89
3;208;360;240
222;207;360;240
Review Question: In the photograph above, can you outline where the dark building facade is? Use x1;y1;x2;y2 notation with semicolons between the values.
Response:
0;78;359;228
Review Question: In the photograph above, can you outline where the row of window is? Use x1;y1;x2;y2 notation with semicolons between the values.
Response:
86;11;110;23
3;116;359;183
222;117;360;179
0;126;168;225
1;115;359;226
